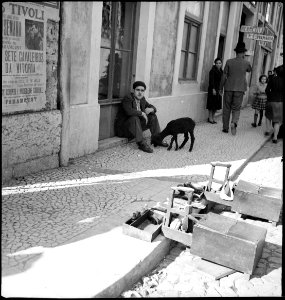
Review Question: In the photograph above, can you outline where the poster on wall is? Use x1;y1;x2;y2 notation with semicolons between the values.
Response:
2;2;47;114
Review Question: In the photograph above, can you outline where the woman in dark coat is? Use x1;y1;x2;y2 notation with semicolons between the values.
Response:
265;64;283;143
206;58;223;123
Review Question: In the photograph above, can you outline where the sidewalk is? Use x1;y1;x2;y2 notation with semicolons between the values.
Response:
1;106;276;297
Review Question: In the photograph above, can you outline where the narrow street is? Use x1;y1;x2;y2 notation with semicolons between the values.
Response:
2;106;283;297
120;138;283;297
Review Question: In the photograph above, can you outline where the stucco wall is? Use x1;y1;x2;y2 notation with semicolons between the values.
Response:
2;4;61;183
149;2;179;97
150;93;207;130
2;111;62;181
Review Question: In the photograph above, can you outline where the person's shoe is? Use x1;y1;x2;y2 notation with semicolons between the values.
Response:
222;129;229;133
258;121;262;126
151;140;168;147
212;120;217;124
264;131;270;136
137;141;153;153
272;139;278;144
251;123;257;127
230;123;237;135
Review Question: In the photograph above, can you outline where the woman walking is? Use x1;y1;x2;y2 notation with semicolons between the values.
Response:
251;75;268;127
265;65;283;143
206;58;223;124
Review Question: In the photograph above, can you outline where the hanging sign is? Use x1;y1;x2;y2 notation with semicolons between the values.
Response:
240;25;264;34
245;33;274;42
2;2;47;114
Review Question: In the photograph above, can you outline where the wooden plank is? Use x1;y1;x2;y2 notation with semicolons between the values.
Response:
232;190;282;222
258;186;282;199
161;225;192;246
190;214;266;274
204;191;233;207
192;259;236;280
122;210;162;242
236;180;259;194
196;212;237;234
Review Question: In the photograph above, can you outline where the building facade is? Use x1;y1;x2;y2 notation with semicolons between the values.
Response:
2;1;283;182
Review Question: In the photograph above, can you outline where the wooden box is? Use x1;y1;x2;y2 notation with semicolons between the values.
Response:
122;210;162;242
190;212;267;274
161;225;193;247
232;180;283;224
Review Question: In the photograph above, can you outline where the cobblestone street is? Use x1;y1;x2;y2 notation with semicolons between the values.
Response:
1;107;283;297
121;137;283;297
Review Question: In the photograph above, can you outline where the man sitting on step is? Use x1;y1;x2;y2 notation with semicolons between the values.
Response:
115;81;168;153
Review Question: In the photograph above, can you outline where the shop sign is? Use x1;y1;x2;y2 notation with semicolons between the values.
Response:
245;33;274;42
2;2;47;114
240;25;263;34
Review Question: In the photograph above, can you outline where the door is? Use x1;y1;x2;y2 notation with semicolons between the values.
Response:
98;1;136;140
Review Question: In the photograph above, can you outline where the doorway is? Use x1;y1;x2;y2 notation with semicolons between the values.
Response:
98;1;137;140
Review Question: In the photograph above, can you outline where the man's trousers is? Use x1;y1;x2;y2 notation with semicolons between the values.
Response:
123;114;161;143
222;91;244;130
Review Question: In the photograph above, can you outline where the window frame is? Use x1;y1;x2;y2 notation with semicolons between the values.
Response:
179;16;201;81
98;2;136;105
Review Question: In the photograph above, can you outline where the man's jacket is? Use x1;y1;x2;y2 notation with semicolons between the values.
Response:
115;93;156;137
220;57;252;92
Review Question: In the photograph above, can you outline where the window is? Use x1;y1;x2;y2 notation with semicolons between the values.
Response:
98;2;136;103
179;18;200;80
179;2;203;81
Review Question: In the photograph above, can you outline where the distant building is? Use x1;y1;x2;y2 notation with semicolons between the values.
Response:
2;2;283;182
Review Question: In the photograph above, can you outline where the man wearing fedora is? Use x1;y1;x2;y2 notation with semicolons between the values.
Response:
114;81;168;153
219;41;252;135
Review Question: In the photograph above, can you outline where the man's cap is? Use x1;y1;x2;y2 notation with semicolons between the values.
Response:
133;81;146;90
234;41;247;53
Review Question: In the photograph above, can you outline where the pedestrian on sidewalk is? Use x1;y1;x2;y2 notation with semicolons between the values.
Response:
219;41;252;135
114;81;168;153
251;74;268;127
265;64;283;143
206;57;223;124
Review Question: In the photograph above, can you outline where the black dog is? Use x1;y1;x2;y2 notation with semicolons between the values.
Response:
151;117;195;151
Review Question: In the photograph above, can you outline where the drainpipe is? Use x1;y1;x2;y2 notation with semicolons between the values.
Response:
58;2;71;166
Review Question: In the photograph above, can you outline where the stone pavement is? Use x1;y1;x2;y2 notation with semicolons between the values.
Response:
121;137;283;297
1;106;282;297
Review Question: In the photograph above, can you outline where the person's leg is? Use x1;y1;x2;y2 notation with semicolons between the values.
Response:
258;110;263;126
212;110;217;123
230;91;244;135
208;110;213;122
125;116;144;143
222;91;232;132
146;113;161;136
252;109;258;127
148;114;168;147
272;122;280;143
265;118;272;135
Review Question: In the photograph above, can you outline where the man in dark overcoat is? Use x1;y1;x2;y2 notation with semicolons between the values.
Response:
115;81;168;153
219;41;252;135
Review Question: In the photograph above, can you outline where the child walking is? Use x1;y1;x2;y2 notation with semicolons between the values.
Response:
251;75;268;127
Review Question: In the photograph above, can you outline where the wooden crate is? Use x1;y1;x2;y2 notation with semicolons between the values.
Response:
122;210;162;242
232;180;283;224
190;212;267;274
161;225;193;247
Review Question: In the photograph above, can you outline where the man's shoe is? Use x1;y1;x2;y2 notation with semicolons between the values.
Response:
151;140;168;147
222;129;229;133
230;123;237;135
137;142;153;153
251;123;257;127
